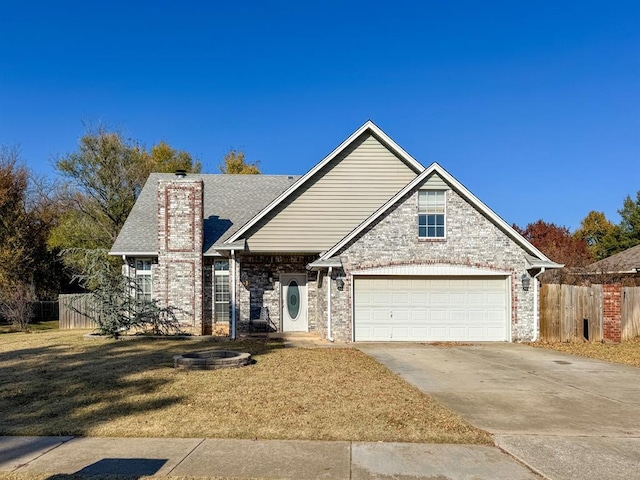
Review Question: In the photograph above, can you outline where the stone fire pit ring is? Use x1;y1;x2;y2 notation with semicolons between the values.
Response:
173;350;252;370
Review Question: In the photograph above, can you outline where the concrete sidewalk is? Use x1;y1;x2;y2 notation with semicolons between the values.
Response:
0;436;541;479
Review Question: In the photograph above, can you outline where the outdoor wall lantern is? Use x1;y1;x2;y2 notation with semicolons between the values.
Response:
268;271;275;283
336;276;346;290
521;273;531;292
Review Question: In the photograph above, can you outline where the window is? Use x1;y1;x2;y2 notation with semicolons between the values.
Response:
418;190;446;238
214;260;230;323
135;258;153;301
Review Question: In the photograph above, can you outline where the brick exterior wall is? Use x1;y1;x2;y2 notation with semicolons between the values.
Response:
603;283;622;343
236;255;320;333
147;175;538;341
324;187;535;342
156;178;204;334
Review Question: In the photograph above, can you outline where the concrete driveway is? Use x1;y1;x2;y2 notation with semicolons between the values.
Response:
359;343;640;480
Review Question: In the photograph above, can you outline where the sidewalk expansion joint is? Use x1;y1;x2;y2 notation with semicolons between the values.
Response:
494;443;549;480
12;435;76;472
165;437;206;475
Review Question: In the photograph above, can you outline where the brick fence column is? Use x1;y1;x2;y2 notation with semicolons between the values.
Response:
602;283;622;343
156;177;203;334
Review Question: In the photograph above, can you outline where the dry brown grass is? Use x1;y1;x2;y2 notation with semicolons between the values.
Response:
533;337;640;368
0;330;490;444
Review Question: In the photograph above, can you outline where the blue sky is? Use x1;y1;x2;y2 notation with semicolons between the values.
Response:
1;1;638;230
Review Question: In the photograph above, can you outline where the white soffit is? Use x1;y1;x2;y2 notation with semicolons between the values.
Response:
351;264;511;276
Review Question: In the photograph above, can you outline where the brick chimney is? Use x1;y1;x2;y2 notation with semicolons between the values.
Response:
156;174;204;333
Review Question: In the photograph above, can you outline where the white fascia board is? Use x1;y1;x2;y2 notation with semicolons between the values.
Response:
109;251;157;257
307;258;343;270
225;120;425;244
525;254;564;269
321;162;556;263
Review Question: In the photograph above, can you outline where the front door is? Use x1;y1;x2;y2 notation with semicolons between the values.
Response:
281;273;308;332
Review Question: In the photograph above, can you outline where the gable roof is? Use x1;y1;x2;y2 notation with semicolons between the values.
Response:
319;162;560;265
588;243;640;274
225;120;424;244
110;173;298;256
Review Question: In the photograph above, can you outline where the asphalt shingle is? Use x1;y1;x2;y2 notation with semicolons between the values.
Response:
110;173;298;256
589;243;640;272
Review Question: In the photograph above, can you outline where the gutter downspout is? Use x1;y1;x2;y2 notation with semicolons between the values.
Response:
231;249;236;340
532;268;546;342
327;267;334;342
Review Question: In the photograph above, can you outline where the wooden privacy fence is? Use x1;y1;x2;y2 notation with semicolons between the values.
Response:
540;284;603;342
540;284;640;342
622;286;640;341
58;294;99;329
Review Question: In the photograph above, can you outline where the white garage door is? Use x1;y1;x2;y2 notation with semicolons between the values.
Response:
354;276;508;342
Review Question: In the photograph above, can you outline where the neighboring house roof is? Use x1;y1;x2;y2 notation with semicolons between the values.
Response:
587;243;640;274
319;162;561;266
225;120;425;245
110;173;298;256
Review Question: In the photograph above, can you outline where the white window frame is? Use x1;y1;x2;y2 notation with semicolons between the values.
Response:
214;260;230;324
418;190;446;239
134;258;153;302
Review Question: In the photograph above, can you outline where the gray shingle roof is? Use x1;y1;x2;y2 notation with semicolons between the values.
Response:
588;243;640;273
110;173;298;256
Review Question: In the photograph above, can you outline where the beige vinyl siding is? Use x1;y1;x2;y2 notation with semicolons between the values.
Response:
422;172;448;189
246;133;419;252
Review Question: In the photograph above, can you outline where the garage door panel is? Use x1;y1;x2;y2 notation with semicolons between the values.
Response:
373;292;392;304
393;292;409;303
487;293;504;303
392;326;410;339
372;310;389;322
448;292;465;304
354;276;508;342
468;327;485;337
411;292;428;303
373;327;390;338
468;293;486;304
431;293;448;304
449;326;466;338
487;326;505;337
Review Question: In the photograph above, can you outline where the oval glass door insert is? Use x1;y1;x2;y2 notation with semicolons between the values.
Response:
287;280;300;320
